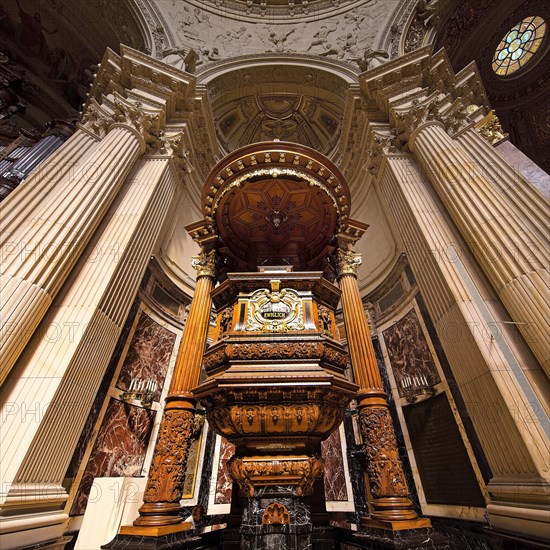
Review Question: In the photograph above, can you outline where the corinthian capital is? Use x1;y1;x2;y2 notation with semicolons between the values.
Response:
475;110;508;145
112;97;160;139
191;249;216;278
80;100;111;138
148;130;191;173
336;249;362;277
392;94;474;149
80;96;161;143
392;97;441;148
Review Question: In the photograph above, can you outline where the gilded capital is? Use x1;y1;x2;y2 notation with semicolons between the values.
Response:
475;110;508;145
336;249;362;276
191;249;216;278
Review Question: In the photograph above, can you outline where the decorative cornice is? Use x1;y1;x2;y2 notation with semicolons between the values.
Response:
80;46;220;183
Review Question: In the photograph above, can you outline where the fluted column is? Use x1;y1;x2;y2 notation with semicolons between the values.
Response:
133;250;216;529
336;249;430;530
0;123;146;386
409;122;550;375
377;153;549;538
0;155;179;550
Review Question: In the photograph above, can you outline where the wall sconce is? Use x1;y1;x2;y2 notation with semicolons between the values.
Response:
400;374;436;403
121;379;158;408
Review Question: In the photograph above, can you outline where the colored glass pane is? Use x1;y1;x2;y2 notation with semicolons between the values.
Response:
492;16;546;75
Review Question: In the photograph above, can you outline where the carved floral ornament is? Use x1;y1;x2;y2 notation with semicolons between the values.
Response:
359;406;410;501
262;502;290;525
81;96;161;141
389;94;477;150
139;409;195;506
228;455;324;497
474;110;509;145
191;249;217;278
80;95;194;170
336;249;362;276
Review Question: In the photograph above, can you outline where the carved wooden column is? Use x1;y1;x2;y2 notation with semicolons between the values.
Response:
132;249;216;531
336;248;430;530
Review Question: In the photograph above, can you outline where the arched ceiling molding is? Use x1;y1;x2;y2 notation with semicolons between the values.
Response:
197;55;356;155
179;0;371;25
196;53;359;84
377;0;417;58
129;0;178;58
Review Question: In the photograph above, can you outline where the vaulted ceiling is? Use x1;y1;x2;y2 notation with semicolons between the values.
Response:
208;66;348;154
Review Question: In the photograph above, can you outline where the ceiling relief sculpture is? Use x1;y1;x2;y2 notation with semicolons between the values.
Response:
207;66;347;152
156;0;398;70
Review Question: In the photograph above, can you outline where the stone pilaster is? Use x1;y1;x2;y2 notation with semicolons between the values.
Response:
0;128;101;385
407;120;550;376
0;43;213;388
0;46;215;550
359;47;549;378
0;154;179;548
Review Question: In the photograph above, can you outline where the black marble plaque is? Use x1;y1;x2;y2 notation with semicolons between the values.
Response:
404;393;485;507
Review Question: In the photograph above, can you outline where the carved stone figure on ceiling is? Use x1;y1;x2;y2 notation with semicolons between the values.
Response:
417;0;441;27
162;47;187;71
354;48;389;71
268;29;295;53
306;24;338;56
16;0;57;55
337;32;358;60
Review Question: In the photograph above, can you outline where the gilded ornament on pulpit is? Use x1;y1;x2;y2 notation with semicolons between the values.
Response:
245;281;304;332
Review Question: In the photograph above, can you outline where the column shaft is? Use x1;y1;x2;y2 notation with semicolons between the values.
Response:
0;126;144;385
338;262;426;528
134;258;215;527
378;155;549;503
0;159;176;519
412;124;550;375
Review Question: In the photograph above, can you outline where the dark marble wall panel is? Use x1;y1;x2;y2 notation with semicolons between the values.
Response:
64;299;141;493
70;399;155;516
116;312;176;402
321;427;348;502
215;437;235;505
382;308;441;396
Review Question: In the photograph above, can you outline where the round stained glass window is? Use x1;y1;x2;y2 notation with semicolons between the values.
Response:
492;16;546;76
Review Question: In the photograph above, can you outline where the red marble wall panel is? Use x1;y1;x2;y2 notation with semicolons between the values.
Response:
116;312;176;402
382;308;441;397
70;399;155;516
214;437;235;504
321;426;348;501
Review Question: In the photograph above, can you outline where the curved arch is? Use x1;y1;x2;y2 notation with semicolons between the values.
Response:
196;52;359;84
